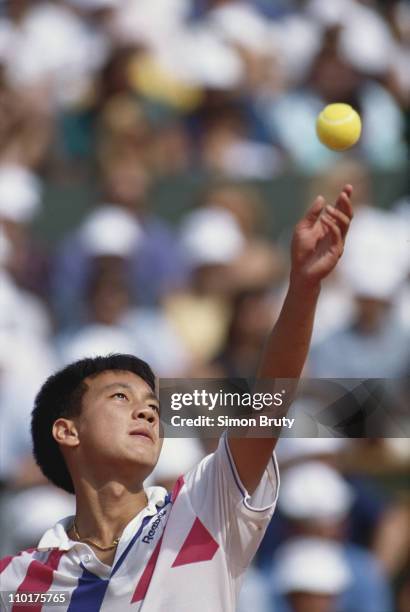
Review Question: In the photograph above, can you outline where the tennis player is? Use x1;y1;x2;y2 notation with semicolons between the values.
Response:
0;186;353;611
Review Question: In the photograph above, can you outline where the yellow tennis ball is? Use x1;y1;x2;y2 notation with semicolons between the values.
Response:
316;103;362;151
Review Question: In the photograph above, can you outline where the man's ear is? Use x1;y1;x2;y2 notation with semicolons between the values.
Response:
52;418;80;448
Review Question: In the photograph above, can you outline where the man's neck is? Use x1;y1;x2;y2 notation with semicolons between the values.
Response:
72;481;148;547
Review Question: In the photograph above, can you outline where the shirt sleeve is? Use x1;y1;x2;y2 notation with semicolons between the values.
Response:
182;432;280;571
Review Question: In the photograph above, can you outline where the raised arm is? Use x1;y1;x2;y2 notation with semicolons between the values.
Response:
228;185;354;493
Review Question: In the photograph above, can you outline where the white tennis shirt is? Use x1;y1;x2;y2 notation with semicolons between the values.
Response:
0;433;279;611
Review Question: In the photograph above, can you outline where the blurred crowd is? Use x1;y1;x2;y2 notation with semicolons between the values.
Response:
0;0;409;611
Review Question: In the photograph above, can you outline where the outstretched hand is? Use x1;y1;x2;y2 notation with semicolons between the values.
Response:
290;184;353;289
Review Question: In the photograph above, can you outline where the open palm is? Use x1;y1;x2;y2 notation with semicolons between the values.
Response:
291;185;353;286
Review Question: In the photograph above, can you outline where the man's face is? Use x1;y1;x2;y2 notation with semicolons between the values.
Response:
355;296;390;332
105;165;148;210
288;592;335;612
70;370;162;483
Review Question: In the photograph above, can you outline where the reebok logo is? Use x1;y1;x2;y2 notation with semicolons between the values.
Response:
142;509;167;544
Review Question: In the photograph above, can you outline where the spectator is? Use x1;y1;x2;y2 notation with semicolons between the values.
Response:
237;563;272;612
258;10;406;171
207;287;278;378
51;161;188;328
309;211;409;378
0;164;49;298
0;228;55;488
259;436;409;584
271;462;394;612
272;537;352;612
166;207;243;364
56;207;190;376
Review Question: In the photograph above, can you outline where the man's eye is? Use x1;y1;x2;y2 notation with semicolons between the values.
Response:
150;404;160;413
112;392;127;400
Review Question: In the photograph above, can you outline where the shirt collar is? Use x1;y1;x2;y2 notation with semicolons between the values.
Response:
37;486;168;552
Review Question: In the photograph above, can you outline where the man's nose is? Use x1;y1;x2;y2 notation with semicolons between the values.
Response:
132;405;157;424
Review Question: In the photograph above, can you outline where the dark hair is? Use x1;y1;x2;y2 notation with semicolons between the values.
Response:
31;354;155;494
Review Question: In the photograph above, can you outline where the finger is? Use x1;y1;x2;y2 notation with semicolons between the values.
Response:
304;196;325;225
335;190;354;220
321;214;343;248
343;184;353;198
325;205;351;239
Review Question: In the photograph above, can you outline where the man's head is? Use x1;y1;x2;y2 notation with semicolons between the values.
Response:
274;538;351;612
102;161;150;212
278;461;354;541
31;354;162;494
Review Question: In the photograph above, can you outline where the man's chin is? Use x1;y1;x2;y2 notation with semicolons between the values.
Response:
126;446;160;471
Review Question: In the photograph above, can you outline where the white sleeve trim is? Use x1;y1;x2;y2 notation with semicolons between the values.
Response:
222;432;280;518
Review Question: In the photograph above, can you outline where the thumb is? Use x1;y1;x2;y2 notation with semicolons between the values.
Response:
304;196;325;226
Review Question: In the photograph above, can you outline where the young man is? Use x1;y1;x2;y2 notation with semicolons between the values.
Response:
0;187;353;611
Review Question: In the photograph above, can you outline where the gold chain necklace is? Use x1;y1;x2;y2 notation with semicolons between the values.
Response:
72;520;120;551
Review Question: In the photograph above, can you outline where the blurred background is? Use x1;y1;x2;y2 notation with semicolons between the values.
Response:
0;0;409;610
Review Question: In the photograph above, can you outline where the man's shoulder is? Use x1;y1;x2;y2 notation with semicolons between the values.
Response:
0;548;38;580
0;547;67;589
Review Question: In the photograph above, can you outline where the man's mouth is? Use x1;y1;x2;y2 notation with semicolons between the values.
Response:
129;428;154;442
